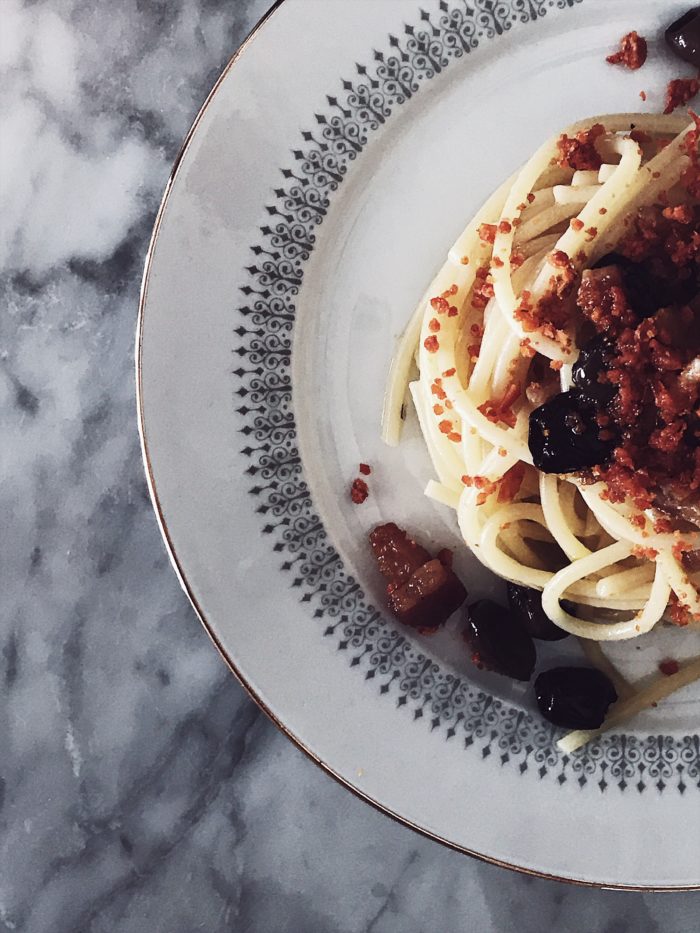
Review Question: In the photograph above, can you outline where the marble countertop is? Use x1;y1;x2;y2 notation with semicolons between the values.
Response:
2;0;699;929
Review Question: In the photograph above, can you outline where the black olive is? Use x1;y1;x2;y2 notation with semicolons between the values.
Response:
592;252;698;317
666;7;700;67
507;583;569;641
534;667;617;730
592;251;634;272
590;254;658;319
464;599;536;681
528;391;615;474
571;334;617;407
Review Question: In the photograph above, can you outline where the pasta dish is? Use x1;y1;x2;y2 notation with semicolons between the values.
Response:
380;113;700;749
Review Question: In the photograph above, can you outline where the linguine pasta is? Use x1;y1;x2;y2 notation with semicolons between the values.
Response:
382;113;700;749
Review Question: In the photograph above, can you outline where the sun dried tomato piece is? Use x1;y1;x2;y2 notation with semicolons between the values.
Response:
369;523;430;586
388;559;467;631
369;524;467;630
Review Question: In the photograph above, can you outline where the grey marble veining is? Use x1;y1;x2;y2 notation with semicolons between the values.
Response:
2;0;700;930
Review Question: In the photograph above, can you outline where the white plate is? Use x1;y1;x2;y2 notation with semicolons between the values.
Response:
138;0;700;887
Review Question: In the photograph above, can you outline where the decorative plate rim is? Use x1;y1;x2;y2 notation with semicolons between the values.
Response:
232;0;700;791
136;0;700;890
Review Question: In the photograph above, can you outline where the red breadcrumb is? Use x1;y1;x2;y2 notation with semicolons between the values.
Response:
350;478;369;504
512;252;577;348
662;204;693;224
477;382;520;429
669;595;693;627
664;76;700;114
470;265;495;311
576;204;700;515
478;223;497;244
556;123;605;171
606;31;647;71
